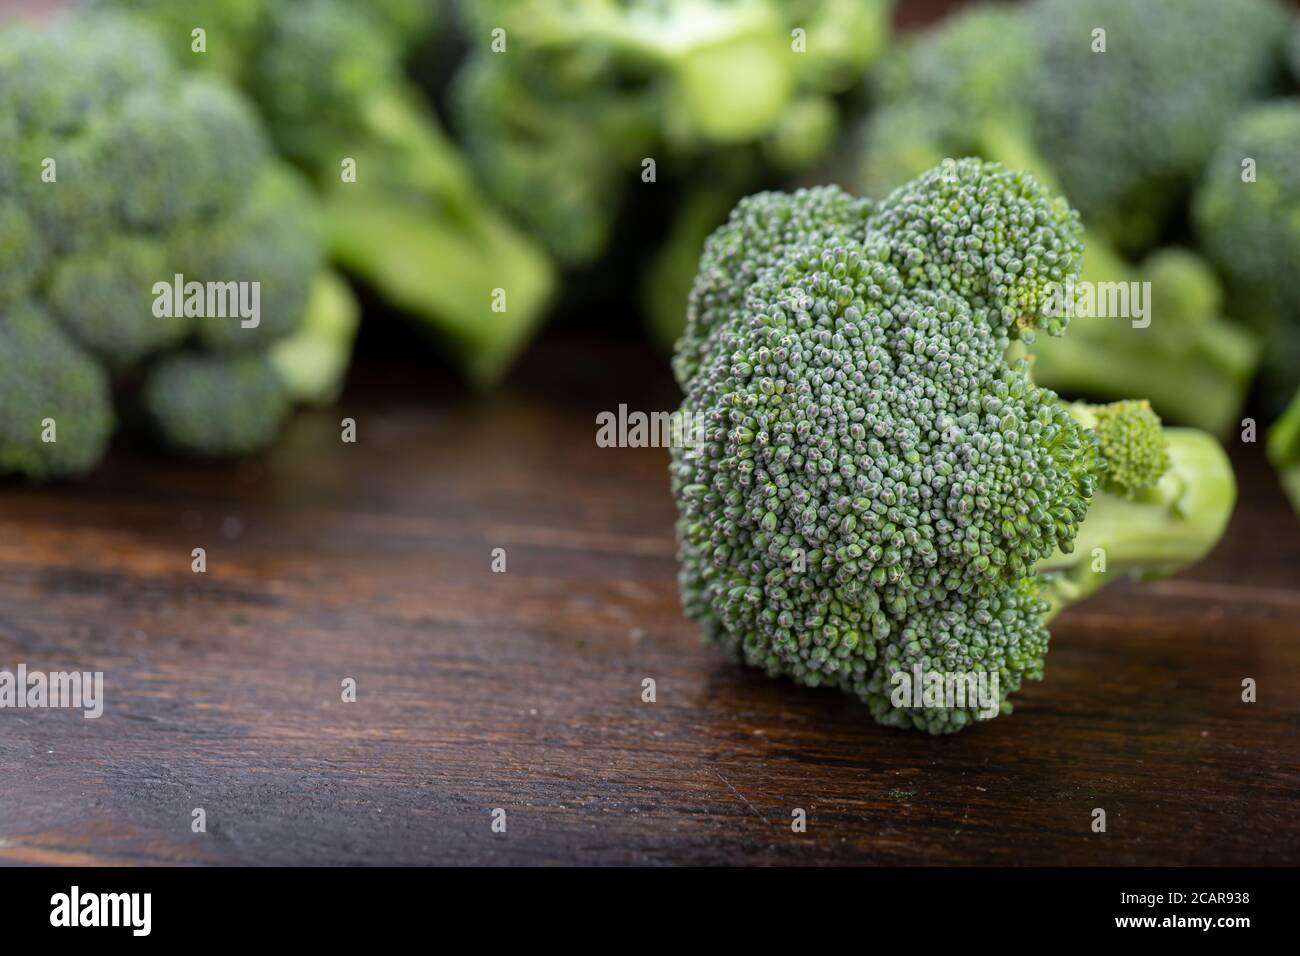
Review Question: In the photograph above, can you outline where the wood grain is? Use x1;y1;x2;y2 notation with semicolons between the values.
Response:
0;334;1296;866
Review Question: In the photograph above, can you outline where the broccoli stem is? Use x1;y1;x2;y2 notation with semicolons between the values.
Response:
269;269;359;406
1267;388;1300;513
315;87;555;386
1037;428;1237;618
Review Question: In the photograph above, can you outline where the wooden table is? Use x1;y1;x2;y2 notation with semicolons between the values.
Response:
1;333;1296;866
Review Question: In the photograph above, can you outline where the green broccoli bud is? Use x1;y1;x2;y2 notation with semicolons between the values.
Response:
47;234;186;369
0;199;44;307
178;166;321;352
1031;0;1288;254
0;302;115;480
142;351;291;458
99;78;268;231
676;185;873;389
1066;400;1171;498
0;13;338;476
1194;99;1300;415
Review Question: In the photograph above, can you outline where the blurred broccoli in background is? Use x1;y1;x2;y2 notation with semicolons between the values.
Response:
855;0;1283;437
1270;389;1300;514
1194;101;1300;416
450;0;892;340
1029;0;1287;256
96;0;555;386
1194;100;1300;510
0;15;357;480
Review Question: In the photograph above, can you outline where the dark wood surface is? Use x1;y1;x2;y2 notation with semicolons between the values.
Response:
1;334;1297;866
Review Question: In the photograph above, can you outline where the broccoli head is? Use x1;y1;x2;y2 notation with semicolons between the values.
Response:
670;160;1236;733
98;0;554;386
1030;0;1287;255
1194;99;1300;415
0;14;356;480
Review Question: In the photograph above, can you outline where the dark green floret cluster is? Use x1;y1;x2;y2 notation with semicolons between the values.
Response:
0;15;356;480
856;0;1285;438
97;0;553;385
671;160;1236;733
1194;101;1300;415
1029;0;1287;255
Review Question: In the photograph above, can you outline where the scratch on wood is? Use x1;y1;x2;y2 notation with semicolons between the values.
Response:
712;768;770;826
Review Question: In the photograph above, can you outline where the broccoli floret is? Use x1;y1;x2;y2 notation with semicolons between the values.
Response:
863;0;1288;256
0;14;353;478
1194;100;1300;415
47;234;184;368
1066;400;1170;498
675;185;873;388
1030;0;1288;255
0;303;114;480
99;0;556;386
453;53;658;268
1269;388;1300;515
142;352;291;458
179;167;321;352
670;160;1236;733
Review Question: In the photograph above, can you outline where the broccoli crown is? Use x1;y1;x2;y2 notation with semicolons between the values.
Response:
0;14;325;477
874;3;1034;121
0;303;114;480
675;185;874;389
1087;401;1171;498
1194;99;1300;411
101;0;557;386
1030;0;1288;253
671;160;1097;733
142;351;291;458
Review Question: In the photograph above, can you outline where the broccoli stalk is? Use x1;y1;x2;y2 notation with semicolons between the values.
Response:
312;89;555;385
1039;427;1237;615
269;270;360;407
1268;389;1300;513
